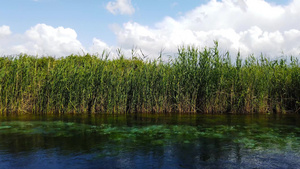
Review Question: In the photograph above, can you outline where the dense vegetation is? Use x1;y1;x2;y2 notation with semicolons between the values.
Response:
0;42;299;114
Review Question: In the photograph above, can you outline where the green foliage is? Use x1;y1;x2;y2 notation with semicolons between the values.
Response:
0;44;299;114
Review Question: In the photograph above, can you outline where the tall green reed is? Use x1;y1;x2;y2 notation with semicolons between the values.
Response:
0;44;299;114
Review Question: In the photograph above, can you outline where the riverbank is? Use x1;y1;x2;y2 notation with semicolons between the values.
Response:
1;43;299;114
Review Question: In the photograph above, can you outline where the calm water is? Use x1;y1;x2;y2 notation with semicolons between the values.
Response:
0;114;300;169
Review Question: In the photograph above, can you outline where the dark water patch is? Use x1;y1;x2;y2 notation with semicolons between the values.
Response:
0;114;300;168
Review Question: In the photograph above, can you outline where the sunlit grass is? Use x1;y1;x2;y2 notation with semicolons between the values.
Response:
0;42;299;114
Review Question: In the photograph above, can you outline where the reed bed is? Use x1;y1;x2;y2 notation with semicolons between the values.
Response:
0;43;299;114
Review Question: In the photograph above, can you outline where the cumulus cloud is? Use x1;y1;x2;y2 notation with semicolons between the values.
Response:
0;25;11;37
0;25;13;54
1;0;300;59
0;24;85;56
106;0;135;15
89;38;111;54
21;24;84;56
113;0;300;58
0;24;114;57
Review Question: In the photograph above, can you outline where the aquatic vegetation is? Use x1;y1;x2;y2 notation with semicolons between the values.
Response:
1;120;300;154
1;114;300;169
0;42;299;114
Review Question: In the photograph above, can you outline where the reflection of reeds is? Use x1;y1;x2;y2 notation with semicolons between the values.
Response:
0;42;299;114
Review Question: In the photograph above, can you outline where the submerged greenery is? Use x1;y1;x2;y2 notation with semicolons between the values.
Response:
0;42;299;114
0;119;300;154
1;114;300;168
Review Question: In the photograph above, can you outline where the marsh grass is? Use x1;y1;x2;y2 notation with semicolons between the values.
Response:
0;42;299;114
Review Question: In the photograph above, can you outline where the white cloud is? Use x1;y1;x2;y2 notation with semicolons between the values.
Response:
0;24;85;56
0;24;114;57
112;0;300;58
106;0;135;15
0;25;11;37
89;38;111;54
234;0;248;11
1;0;300;59
0;25;12;54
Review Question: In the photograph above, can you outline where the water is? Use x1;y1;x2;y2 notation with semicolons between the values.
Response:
0;114;300;169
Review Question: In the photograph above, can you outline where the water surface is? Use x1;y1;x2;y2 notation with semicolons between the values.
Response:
0;114;300;169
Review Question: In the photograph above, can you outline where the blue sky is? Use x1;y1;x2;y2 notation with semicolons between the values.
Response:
0;0;205;46
0;0;299;58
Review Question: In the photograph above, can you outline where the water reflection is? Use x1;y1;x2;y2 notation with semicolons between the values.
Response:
0;114;300;169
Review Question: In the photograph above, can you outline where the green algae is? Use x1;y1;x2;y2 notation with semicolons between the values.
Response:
0;126;11;129
1;120;300;155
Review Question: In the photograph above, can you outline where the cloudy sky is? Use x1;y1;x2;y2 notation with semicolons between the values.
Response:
0;0;299;58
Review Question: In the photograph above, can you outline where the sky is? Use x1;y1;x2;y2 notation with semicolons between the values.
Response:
0;0;299;59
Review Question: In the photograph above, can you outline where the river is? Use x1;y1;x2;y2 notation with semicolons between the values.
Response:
0;114;300;169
